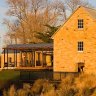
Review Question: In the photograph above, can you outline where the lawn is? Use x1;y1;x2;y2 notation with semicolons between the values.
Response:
0;70;20;80
0;70;20;90
0;70;53;90
0;69;53;81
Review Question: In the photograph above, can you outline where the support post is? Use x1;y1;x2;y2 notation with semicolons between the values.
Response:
26;51;27;67
7;49;8;69
31;50;33;67
42;51;44;67
4;49;5;68
16;50;17;67
34;51;35;67
21;51;22;67
14;50;16;67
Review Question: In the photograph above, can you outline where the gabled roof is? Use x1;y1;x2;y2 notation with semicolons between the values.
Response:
84;7;96;19
52;6;96;38
3;43;53;51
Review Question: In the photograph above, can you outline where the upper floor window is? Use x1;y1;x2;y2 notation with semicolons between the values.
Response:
78;19;84;29
78;41;83;51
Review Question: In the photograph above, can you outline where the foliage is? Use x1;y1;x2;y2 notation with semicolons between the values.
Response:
4;0;63;44
4;0;91;45
0;70;20;81
0;70;20;90
8;85;16;96
3;89;7;96
36;25;59;43
3;74;96;96
31;79;45;94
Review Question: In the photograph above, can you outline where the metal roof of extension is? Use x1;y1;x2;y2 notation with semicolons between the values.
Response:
2;50;20;54
3;43;53;51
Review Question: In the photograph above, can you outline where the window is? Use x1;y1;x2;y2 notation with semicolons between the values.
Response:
78;41;83;51
9;57;12;63
36;52;41;66
78;19;84;29
37;52;40;62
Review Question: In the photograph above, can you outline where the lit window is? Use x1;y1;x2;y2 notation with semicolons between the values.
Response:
78;19;84;29
78;41;83;51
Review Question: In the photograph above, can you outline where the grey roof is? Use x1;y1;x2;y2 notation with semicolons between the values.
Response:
84;7;96;19
4;43;53;50
2;50;20;54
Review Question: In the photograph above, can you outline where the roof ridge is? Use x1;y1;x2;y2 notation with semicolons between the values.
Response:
82;6;96;11
52;6;96;38
52;6;82;38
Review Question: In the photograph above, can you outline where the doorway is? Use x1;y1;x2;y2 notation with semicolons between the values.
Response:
78;62;85;72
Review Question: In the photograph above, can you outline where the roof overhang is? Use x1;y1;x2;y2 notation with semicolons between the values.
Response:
3;43;53;51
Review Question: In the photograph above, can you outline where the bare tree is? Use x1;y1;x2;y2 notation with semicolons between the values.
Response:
65;0;90;12
3;19;18;44
7;0;29;20
5;0;62;44
4;0;91;45
51;0;67;23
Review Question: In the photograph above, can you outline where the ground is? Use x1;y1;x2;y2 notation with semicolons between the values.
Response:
0;70;20;90
0;70;20;80
0;70;53;90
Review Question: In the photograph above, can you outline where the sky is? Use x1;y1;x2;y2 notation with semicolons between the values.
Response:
0;0;96;50
88;0;96;7
0;0;8;52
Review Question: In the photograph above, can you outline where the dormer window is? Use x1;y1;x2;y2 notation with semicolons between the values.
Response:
78;19;84;29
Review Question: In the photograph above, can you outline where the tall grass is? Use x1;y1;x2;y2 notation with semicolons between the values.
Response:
3;74;96;96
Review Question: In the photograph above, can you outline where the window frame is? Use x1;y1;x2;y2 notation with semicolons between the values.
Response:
78;19;84;29
78;41;84;52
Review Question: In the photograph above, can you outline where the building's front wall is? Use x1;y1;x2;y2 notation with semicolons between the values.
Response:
53;7;96;74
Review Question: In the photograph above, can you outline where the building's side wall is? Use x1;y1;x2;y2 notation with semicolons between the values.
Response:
53;7;96;73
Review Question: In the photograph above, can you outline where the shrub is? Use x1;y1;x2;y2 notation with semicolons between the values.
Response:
75;74;96;96
17;89;27;96
8;85;16;96
17;83;31;96
91;89;96;96
31;79;46;95
3;89;7;96
3;73;96;96
56;75;76;96
41;81;55;96
41;89;57;96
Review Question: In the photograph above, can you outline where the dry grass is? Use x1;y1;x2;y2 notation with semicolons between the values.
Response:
8;85;16;96
3;73;96;96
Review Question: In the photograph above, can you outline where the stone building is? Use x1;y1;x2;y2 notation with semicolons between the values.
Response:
52;6;96;74
1;6;96;75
